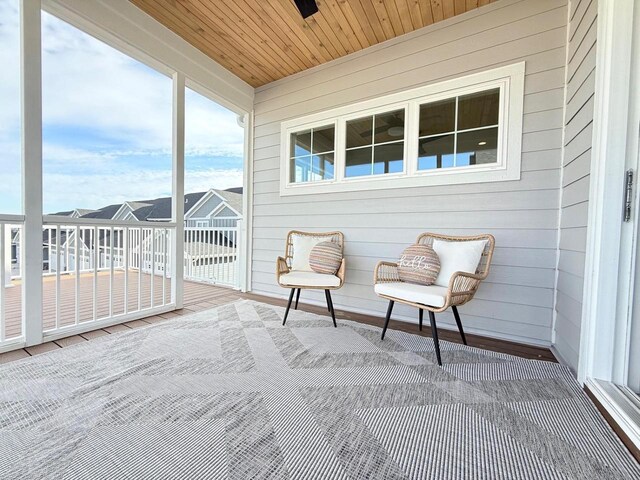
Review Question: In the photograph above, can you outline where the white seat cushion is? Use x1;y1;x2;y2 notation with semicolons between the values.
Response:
374;282;448;308
432;239;487;287
280;270;341;287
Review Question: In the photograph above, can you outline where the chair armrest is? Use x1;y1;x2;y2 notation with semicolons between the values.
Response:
374;261;400;284
276;256;290;280
336;258;346;287
446;271;483;304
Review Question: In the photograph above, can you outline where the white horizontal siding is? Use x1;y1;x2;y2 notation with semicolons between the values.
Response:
251;0;569;346
553;0;596;370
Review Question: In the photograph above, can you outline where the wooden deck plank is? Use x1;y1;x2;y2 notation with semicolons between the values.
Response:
1;282;556;364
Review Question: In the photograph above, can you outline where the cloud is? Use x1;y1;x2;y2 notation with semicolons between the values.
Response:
0;2;245;214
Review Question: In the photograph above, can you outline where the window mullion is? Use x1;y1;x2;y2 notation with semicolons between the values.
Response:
453;96;459;167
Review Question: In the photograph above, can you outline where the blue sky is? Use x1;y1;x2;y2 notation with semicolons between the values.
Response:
0;0;244;214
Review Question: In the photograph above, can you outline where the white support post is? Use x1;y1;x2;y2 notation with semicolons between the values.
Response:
3;227;12;288
21;0;43;346
171;72;185;309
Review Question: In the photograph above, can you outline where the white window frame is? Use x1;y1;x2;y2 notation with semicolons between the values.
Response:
280;63;524;196
285;120;338;186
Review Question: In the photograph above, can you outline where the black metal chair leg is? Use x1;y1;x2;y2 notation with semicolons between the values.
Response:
325;289;331;312
381;300;394;340
294;288;301;310
282;288;295;326
419;309;423;331
325;289;337;328
428;311;442;366
451;306;467;345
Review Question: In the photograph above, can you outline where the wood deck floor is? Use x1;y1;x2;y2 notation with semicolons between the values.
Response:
0;281;557;364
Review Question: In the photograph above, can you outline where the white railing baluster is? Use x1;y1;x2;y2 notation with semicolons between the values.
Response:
150;227;155;309
93;226;98;321
56;226;61;329
138;227;142;310
124;227;129;314
75;226;80;325
109;227;114;318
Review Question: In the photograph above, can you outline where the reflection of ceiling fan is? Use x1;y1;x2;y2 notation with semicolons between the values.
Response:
361;113;404;138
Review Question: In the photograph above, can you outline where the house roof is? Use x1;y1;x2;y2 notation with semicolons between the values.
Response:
46;188;242;223
128;0;494;87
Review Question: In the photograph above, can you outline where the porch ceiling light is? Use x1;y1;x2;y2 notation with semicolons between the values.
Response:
294;0;319;19
478;141;487;146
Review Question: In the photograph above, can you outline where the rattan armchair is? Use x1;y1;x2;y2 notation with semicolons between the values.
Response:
277;230;345;327
374;233;495;365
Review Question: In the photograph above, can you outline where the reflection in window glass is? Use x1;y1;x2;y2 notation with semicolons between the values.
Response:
0;0;21;214
456;128;498;166
289;124;335;183
457;89;499;131
419;98;455;137
418;135;455;170
418;88;500;171
345;109;404;178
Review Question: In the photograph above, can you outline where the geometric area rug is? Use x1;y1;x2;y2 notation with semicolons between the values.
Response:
0;300;638;479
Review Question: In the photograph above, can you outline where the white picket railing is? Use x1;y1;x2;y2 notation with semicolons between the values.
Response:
41;216;175;335
0;215;24;350
0;218;241;350
184;225;240;287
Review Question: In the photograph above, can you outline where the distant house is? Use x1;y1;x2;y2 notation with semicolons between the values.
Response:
40;188;243;286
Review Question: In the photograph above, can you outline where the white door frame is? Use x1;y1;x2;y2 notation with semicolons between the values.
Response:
578;0;640;446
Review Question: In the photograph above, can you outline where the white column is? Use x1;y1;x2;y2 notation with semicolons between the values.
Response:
21;0;43;346
171;72;185;309
3;227;12;289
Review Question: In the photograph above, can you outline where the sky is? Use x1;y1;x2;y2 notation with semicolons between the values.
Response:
0;0;244;214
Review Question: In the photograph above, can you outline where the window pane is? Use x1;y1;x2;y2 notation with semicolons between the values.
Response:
456;127;498;166
290;130;311;157
419;98;455;137
312;125;334;154
418;135;455;170
312;153;334;180
0;0;21;214
373;142;404;175
374;109;405;144
457;88;500;130
345;147;372;177
291;156;311;183
346;116;372;148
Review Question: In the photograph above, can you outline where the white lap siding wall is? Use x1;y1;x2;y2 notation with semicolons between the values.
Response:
251;0;569;346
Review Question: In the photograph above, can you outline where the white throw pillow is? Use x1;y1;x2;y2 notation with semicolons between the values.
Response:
432;239;487;287
291;235;328;272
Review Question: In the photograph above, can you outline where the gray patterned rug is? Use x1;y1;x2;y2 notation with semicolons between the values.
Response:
0;300;638;479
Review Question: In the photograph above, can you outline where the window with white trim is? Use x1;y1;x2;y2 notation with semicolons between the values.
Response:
345;109;405;178
289;124;335;183
417;88;499;171
280;63;524;196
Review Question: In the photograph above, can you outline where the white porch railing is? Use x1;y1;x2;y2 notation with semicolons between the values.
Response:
184;225;240;288
0;215;24;350
41;216;175;336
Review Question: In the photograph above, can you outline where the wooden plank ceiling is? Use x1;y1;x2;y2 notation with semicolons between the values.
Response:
130;0;496;87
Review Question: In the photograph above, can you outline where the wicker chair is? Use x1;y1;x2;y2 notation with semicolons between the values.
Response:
276;230;345;327
374;233;495;365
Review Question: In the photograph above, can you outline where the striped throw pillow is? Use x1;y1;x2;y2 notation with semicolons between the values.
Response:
309;241;342;275
397;244;440;285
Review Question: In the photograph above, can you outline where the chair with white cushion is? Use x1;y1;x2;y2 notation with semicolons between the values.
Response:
374;233;495;365
277;230;345;327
